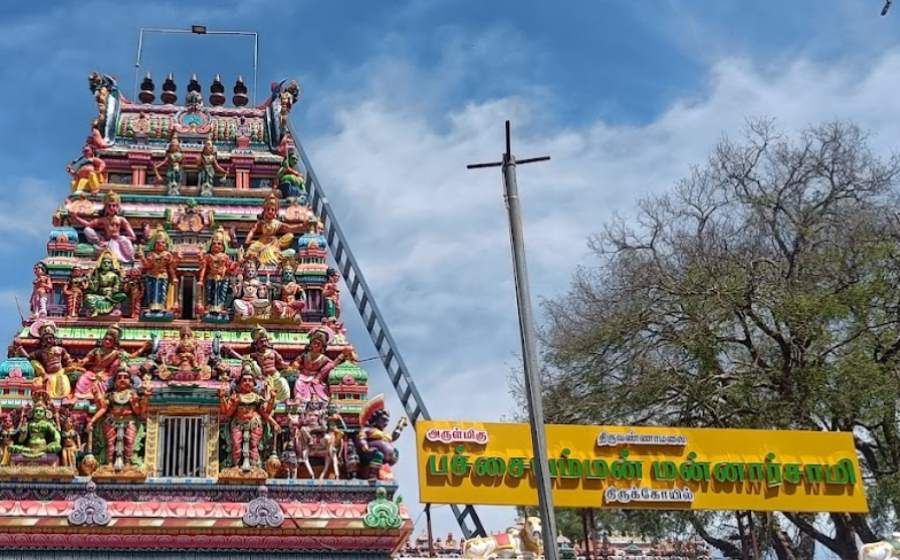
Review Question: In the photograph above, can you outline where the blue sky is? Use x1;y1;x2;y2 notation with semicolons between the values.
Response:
2;0;900;545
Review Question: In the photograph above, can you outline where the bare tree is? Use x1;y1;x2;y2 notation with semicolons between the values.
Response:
538;120;900;559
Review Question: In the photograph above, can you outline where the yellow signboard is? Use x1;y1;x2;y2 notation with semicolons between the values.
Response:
416;421;867;512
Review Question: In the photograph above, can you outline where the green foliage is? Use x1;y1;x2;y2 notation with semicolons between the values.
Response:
536;120;900;559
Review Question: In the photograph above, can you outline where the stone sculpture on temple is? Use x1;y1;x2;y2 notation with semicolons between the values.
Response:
29;263;52;319
84;249;128;317
245;193;306;265
67;145;107;194
87;367;151;476
14;322;76;399
218;367;277;479
357;395;407;480
71;191;136;263
198;137;228;196
197;227;236;322
154;134;185;195
292;327;348;406
137;226;178;321
63;266;89;318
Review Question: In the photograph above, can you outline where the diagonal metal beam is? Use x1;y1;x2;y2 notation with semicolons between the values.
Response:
288;125;487;539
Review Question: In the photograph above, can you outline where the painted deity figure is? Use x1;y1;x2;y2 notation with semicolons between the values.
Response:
30;263;53;319
276;148;306;200
273;263;305;322
71;191;136;263
292;327;349;405
357;395;407;480
14;322;76;399
75;324;133;399
0;415;16;465
228;326;291;403
137;227;178;320
87;367;152;471
9;392;62;465
232;257;269;320
244;193;306;265
198;137;228;196
322;267;341;320
197;228;236;320
66;145;107;194
63;267;89;318
84;250;127;317
153;135;185;195
124;267;143;318
218;368;276;471
60;416;81;468
161;325;211;381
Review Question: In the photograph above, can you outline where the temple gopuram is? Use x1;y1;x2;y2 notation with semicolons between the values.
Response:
0;70;411;558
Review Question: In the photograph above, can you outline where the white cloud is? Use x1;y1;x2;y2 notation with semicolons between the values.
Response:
305;47;900;538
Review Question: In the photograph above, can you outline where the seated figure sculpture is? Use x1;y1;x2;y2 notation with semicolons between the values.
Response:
232;257;270;320
8;391;62;467
84;249;128;317
66;145;107;194
292;327;350;406
245;193;306;265
75;324;136;399
71;191;136;263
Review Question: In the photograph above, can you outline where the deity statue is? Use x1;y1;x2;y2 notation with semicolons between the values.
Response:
66;145;107;194
29;263;53;319
63;267;89;318
14;322;76;399
292;327;350;406
272;79;300;131
158;325;211;381
71;191;136;263
60;415;81;469
232;257;270;320
323;267;341;320
0;415;16;466
137;226;178;321
218;367;276;472
357;395;407;480
273;263;305;322
197;228;236;321
124;267;143;318
198;137;228;196
8;392;62;465
84;249;128;317
227;326;291;403
75;324;135;399
153;135;185;196
320;402;347;480
87;367;152;471
244;193;306;265
87;71;117;132
276;147;306;200
172;199;212;233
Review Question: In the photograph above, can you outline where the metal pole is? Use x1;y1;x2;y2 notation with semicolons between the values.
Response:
425;504;435;558
581;509;593;560
500;124;560;560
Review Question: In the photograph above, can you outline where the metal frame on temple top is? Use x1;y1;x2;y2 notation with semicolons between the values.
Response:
133;26;259;105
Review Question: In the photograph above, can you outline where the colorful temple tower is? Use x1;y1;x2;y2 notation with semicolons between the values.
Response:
0;71;412;557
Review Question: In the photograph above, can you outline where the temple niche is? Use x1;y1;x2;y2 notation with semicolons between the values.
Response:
0;71;410;557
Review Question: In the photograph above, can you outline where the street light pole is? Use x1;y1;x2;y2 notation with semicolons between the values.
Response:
467;120;559;560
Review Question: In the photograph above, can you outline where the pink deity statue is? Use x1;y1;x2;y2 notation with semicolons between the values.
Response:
292;327;349;405
71;191;136;263
218;366;276;470
87;368;151;471
30;263;53;319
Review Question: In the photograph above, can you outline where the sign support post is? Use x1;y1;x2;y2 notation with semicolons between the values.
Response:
467;121;558;560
